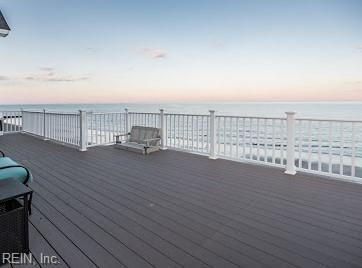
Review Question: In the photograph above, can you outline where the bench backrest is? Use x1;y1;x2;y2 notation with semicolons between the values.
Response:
129;126;161;146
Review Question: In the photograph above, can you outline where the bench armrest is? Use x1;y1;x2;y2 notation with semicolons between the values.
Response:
142;137;161;147
115;133;131;137
114;133;130;143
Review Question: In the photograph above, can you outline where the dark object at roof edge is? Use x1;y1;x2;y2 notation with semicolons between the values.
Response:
0;9;11;31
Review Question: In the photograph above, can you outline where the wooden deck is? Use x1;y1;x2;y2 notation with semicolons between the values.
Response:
1;133;362;268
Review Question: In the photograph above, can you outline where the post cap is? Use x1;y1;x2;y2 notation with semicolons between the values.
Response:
160;109;164;112
285;111;296;115
209;110;216;113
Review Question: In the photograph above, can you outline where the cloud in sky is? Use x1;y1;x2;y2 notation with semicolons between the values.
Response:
25;68;90;82
357;45;362;49
138;48;167;59
25;75;90;82
39;67;54;72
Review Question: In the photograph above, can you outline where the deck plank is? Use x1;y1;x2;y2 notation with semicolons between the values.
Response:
27;150;361;267
27;223;68;268
25;157;328;267
31;181;181;268
29;207;96;268
1;133;362;268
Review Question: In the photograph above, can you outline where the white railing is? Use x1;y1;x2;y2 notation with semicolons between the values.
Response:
129;112;160;128
2;108;361;182
0;111;22;133
215;115;287;166
164;113;210;154
87;112;127;146
45;112;80;147
295;118;362;180
22;111;44;136
22;110;81;147
87;111;160;146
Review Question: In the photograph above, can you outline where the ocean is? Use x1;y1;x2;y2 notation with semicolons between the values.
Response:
1;102;362;120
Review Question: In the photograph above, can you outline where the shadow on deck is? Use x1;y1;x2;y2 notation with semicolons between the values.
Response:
1;133;362;268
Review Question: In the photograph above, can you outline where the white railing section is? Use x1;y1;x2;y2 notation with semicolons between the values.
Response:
165;113;210;154
0;111;22;133
87;112;126;146
45;112;80;147
129;112;160;129
295;118;362;180
215;115;287;167
2;108;361;182
87;111;160;146
22;111;45;136
22;110;80;147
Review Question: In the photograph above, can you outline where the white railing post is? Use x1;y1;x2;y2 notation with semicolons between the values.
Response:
209;110;217;159
20;108;24;133
160;109;167;150
285;111;296;175
125;108;129;133
79;110;87;151
43;109;47;140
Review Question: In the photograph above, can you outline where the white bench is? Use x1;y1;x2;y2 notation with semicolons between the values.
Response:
115;126;161;155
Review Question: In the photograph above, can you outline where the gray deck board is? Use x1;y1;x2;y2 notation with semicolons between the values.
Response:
27;223;67;267
1;133;362;268
29;207;97;268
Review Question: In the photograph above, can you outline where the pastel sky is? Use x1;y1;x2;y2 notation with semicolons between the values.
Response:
0;0;362;104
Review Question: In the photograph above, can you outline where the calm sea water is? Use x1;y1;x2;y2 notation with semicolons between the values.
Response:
1;102;362;120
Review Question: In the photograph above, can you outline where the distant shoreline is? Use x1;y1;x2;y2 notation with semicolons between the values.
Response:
1;102;362;120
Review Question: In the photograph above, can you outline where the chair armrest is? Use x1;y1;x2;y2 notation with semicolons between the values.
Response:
0;165;31;184
142;137;161;147
0;150;4;157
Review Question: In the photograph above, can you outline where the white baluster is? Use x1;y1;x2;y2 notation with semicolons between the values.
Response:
79;110;87;151
351;122;356;178
339;122;344;175
43;109;48;140
125;108;129;133
160;109;167;150
285;112;296;175
209;110;217;159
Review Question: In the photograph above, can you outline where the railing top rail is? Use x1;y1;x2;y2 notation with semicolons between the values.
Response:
296;118;362;123
4;108;362;123
22;110;79;115
22;110;43;114
90;112;125;115
216;115;285;120
47;112;79;116
166;113;209;116
129;112;160;115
